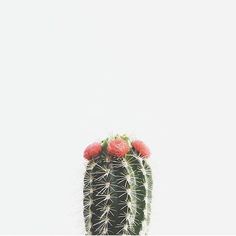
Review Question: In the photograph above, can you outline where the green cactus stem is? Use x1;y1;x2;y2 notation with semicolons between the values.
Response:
83;135;153;235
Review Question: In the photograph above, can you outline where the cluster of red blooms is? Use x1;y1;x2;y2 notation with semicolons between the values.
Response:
83;138;150;160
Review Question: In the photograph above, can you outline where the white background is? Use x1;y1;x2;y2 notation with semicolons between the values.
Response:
0;0;236;235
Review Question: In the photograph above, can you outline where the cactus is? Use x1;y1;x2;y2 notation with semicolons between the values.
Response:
83;135;153;235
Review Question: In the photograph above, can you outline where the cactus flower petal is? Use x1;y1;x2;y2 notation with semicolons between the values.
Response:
107;138;130;158
83;142;102;160
132;140;150;158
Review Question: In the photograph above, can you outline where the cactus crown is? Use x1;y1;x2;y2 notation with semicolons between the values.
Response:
83;135;153;235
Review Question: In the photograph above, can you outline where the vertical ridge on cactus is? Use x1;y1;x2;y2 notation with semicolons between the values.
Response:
83;135;153;235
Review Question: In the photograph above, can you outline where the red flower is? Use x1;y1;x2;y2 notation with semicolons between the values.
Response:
83;142;102;160
107;138;130;158
132;140;150;158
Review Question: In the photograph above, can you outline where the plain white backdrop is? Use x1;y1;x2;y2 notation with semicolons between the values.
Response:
0;0;236;235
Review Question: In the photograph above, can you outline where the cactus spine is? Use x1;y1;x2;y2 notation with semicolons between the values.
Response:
83;135;153;235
